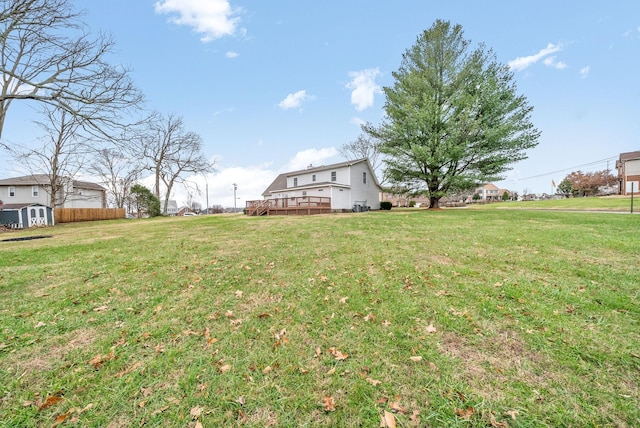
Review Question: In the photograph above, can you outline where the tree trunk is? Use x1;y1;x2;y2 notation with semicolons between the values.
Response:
429;196;441;209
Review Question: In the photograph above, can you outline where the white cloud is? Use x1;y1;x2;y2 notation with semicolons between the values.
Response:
543;56;567;69
278;90;312;110
225;51;239;58
285;147;339;171
154;0;240;42
346;68;382;111
350;117;366;127
580;66;591;78
508;43;563;71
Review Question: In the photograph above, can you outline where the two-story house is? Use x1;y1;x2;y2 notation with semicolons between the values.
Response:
255;158;382;214
0;174;107;209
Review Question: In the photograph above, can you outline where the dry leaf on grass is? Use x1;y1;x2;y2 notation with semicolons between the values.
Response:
455;407;475;419
51;411;71;426
328;347;348;360
322;396;336;412
381;410;396;427
190;406;204;419
38;393;64;411
366;377;382;386
425;324;437;334
114;361;143;378
409;356;422;362
218;364;232;373
389;401;408;414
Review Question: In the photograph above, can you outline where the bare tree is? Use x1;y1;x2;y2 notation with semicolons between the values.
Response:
339;130;386;183
90;148;142;208
2;105;93;207
137;113;213;214
0;0;144;140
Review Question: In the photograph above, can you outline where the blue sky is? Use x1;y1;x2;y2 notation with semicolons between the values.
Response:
2;0;639;207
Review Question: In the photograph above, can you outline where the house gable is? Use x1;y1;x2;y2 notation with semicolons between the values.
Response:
260;158;381;210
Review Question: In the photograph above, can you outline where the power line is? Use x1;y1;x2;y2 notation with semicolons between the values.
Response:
513;156;618;182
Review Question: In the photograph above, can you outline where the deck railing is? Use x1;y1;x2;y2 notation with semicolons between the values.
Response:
245;196;331;216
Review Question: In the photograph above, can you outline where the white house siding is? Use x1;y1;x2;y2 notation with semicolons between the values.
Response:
64;188;105;208
624;159;640;194
2;185;50;206
330;186;351;210
347;162;380;209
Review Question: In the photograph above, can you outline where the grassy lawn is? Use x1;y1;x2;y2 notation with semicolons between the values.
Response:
471;196;636;212
1;209;638;427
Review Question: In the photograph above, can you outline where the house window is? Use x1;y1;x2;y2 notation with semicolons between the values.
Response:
302;191;307;196
363;172;367;184
331;171;336;182
8;186;15;197
312;174;316;182
32;185;39;197
293;177;298;187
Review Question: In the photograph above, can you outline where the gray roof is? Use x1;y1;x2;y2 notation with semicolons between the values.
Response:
0;203;50;210
261;158;373;196
0;174;105;191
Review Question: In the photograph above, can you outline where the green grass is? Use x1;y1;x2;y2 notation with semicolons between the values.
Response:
472;195;636;212
1;209;639;427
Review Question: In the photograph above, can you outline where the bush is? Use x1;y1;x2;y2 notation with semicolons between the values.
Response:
380;201;392;210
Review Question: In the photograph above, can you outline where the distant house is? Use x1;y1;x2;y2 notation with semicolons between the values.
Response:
476;183;501;201
251;158;382;214
616;150;640;195
0;174;106;209
0;203;54;229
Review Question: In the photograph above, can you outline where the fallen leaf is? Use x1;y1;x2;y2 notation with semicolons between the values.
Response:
328;347;348;360
190;406;204;419
194;422;203;428
235;290;244;298
409;356;423;362
93;305;108;312
364;313;376;322
218;364;232;373
504;409;519;420
389;401;408;414
322;396;336;412
114;361;143;378
262;366;272;375
225;310;235;318
326;367;336;375
366;377;382;386
339;297;348;304
425;324;437;334
38;393;64;411
409;409;421;427
489;412;509;428
455;407;475;419
52;411;71;426
152;405;169;416
381;410;396;427
35;321;47;328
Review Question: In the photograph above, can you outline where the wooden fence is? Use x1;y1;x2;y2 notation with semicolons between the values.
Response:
55;208;125;224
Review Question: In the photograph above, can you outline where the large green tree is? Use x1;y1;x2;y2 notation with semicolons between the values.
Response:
366;20;540;208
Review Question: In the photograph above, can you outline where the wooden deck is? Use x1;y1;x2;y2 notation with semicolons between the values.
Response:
245;196;332;216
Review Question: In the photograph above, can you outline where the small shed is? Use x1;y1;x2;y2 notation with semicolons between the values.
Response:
0;203;55;229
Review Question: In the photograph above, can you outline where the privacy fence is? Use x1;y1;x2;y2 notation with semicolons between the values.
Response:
54;208;125;224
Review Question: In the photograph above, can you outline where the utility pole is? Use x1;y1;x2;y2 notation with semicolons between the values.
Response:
205;181;209;215
232;183;237;213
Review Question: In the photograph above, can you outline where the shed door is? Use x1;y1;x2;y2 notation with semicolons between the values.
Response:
28;207;48;227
